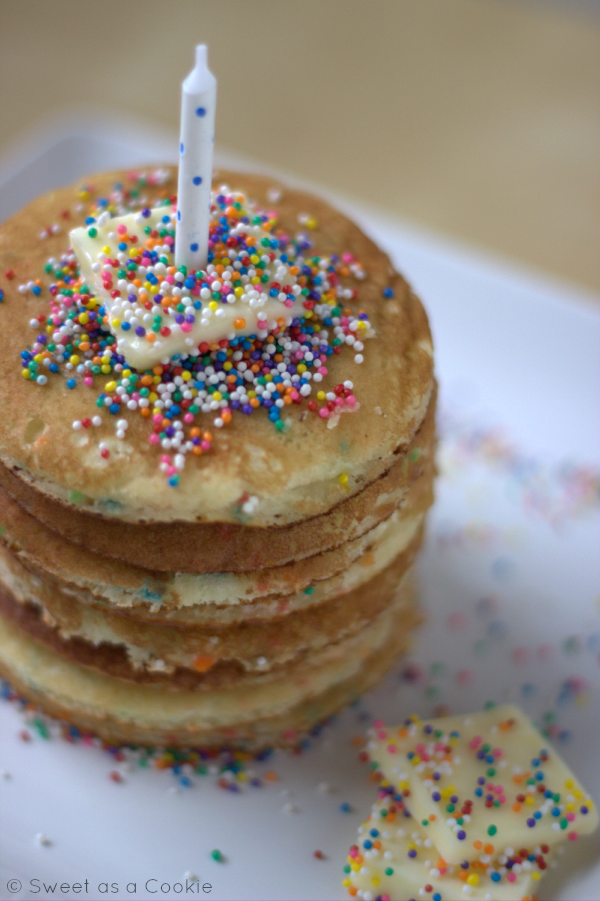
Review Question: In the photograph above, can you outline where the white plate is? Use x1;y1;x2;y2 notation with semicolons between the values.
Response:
1;122;599;901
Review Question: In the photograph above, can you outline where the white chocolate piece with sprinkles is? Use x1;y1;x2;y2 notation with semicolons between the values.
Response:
69;202;306;371
367;704;598;866
343;796;556;901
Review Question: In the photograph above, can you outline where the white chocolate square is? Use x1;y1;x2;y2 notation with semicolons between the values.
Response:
344;794;555;901
367;704;598;866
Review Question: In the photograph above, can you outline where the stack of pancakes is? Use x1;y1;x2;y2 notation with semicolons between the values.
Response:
0;170;435;750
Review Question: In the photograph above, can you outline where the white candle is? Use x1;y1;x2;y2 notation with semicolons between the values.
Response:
175;44;217;272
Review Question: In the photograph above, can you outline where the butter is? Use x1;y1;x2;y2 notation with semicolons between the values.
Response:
70;200;306;371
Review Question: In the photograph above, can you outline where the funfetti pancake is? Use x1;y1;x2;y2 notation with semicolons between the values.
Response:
0;167;435;749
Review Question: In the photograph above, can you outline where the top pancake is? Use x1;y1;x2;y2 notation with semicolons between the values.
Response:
0;168;434;528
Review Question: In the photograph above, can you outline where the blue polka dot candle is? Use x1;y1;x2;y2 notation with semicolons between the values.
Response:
175;44;217;271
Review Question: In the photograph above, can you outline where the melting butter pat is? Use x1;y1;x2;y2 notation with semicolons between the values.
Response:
70;203;306;371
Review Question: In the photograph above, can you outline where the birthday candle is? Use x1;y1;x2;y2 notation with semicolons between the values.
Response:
175;44;217;271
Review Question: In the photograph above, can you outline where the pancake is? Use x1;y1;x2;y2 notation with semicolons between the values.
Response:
0;531;421;677
0;565;420;688
0;463;433;625
0;384;435;573
0;166;436;747
0;168;434;572
0;596;417;750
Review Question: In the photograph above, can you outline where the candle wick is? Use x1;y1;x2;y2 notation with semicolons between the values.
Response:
195;44;208;70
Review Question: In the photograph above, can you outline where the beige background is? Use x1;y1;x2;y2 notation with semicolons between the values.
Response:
0;0;598;295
